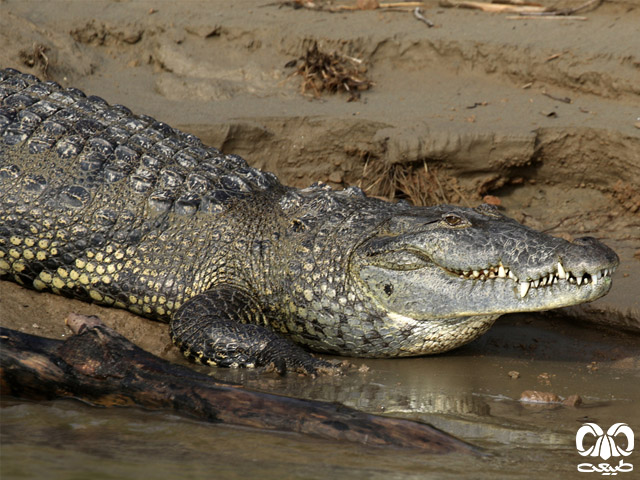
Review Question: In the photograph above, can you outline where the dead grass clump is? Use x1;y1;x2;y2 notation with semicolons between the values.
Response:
358;156;470;206
292;42;372;101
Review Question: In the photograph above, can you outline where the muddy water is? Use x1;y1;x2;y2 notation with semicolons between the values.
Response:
1;315;638;479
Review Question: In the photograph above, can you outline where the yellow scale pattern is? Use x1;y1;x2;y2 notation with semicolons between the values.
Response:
0;232;187;318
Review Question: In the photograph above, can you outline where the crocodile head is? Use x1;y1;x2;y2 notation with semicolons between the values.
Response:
344;203;619;355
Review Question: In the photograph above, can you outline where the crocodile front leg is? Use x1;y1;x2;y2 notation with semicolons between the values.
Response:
170;286;333;374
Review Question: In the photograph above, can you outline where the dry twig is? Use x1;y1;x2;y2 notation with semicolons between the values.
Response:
440;0;602;16
542;91;572;103
279;1;425;12
413;7;435;26
439;0;546;13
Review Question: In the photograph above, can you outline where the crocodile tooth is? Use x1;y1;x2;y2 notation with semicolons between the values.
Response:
498;265;506;278
557;262;566;279
532;279;540;288
483;269;490;276
577;276;583;286
520;281;530;298
593;274;599;286
473;270;480;278
508;271;518;282
540;276;548;286
569;276;576;284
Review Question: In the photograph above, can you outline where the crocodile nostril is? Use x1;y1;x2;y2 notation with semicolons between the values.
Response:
573;237;597;245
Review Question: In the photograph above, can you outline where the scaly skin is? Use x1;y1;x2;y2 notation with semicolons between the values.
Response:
0;69;619;373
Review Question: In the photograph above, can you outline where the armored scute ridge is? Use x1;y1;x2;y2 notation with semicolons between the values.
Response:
0;68;619;374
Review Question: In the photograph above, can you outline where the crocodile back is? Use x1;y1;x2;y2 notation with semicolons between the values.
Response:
0;68;280;318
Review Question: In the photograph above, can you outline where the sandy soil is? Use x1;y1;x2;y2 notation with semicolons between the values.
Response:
1;0;639;352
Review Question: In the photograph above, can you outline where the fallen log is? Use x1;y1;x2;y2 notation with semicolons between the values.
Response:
0;314;480;454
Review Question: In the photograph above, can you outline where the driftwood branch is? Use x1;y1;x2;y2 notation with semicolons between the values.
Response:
439;0;547;13
440;0;602;16
278;1;425;12
0;314;479;454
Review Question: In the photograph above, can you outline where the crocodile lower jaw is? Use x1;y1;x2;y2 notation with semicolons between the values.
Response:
445;261;616;298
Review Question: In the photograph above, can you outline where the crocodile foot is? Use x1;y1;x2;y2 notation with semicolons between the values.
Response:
170;286;337;375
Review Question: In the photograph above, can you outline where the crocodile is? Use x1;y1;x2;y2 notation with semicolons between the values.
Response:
0;68;619;374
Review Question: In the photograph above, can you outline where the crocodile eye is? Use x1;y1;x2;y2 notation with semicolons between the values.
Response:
443;214;463;226
384;284;394;296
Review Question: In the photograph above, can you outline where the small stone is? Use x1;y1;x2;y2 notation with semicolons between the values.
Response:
562;395;582;407
519;390;561;404
328;171;343;183
508;370;520;379
358;363;371;373
537;372;554;386
483;195;501;206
